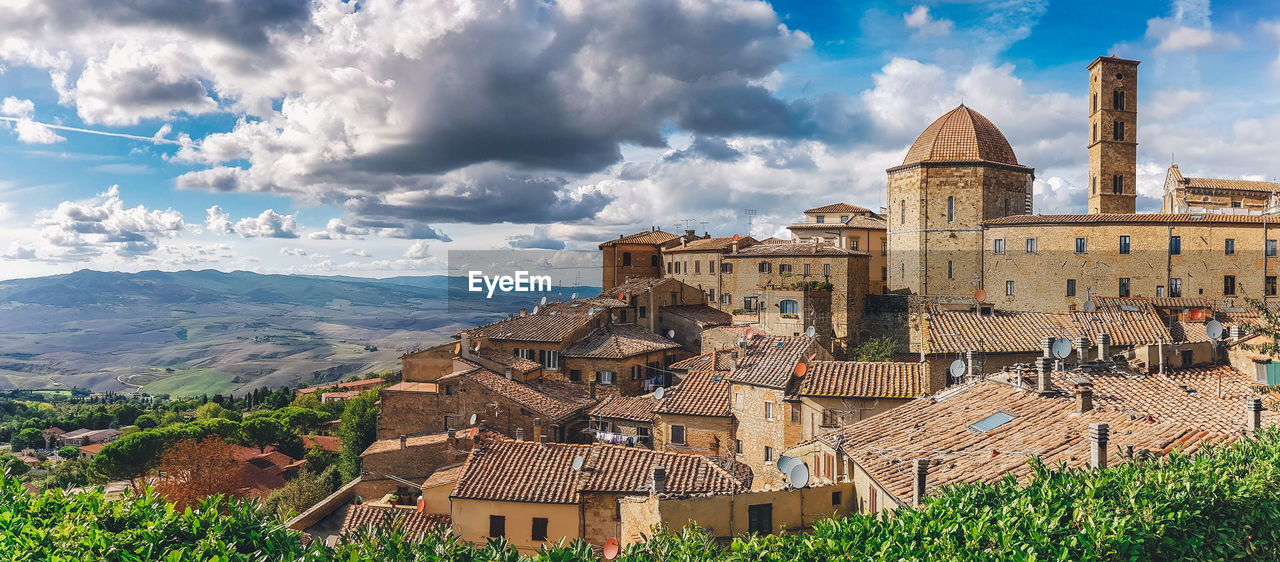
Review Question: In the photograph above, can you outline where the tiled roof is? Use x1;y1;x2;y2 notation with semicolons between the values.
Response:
41;427;65;437
298;378;385;395
423;464;465;489
804;203;872;214
900;105;1020;167
463;299;608;343
455;366;595;423
78;443;105;455
984;213;1277;226
758;237;788;244
799;361;926;399
564;323;682;358
669;352;718;372
660;305;732;327
656;370;731;417
472;348;543;373
452;439;745;504
787;216;887;231
599;230;681;248
607;277;671;296
1179;173;1280;194
821;367;1271;503
925;305;1170;354
1147;297;1213;309
341;505;450;539
664;236;757;253
302;435;342;452
731;336;822;389
589;394;659;422
728;242;867;258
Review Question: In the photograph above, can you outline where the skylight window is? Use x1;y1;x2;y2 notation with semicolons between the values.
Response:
1119;304;1140;312
969;411;1016;433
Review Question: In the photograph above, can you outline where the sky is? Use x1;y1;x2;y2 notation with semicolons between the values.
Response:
1;0;1279;281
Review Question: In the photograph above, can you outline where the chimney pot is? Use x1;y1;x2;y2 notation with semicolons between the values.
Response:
1088;422;1109;469
1247;398;1264;436
912;458;929;507
1098;334;1111;362
515;428;524;441
652;466;668;494
1042;337;1054;359
1077;384;1094;413
729;351;739;371
1075;337;1091;364
399;434;407;450
1035;357;1053;394
965;350;976;378
589;381;597;399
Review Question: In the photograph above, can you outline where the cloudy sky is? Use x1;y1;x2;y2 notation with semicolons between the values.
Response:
1;0;1278;281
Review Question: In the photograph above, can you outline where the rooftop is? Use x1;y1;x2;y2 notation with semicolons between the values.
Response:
472;347;543;373
655;370;731;417
588;394;660;423
664;236;757;253
598;229;681;248
984;213;1280;226
799;361;926;399
924;304;1170;354
452;439;746;504
564;323;682;359
1169;164;1280;194
730;335;823;389
660;305;732;327
728;241;867;258
804;203;873;214
463;298;612;343
341;505;451;539
450;365;595;423
899;105;1022;169
787;215;887;231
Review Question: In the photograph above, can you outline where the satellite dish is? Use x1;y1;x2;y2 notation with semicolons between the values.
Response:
948;359;966;378
1205;319;1224;340
617;292;626;301
788;462;810;489
667;329;676;339
732;234;740;241
453;342;461;354
540;296;548;306
1083;300;1098;312
571;455;584;471
1189;308;1204;321
1051;338;1073;359
794;362;808;377
736;338;746;348
654;387;666;400
570;292;577;300
745;328;755;340
776;455;798;473
416;497;425;512
603;538;620;560
532;305;540;315
974;289;987;303
806;325;816;338
469;414;477;426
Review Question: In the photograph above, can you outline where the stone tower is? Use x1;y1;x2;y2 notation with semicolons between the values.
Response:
886;105;1034;297
1087;56;1139;214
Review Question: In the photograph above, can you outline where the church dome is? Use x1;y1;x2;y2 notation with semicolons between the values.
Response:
901;105;1020;167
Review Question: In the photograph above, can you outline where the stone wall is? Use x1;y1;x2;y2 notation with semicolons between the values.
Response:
652;412;735;457
603;244;664;292
729;383;789;486
402;343;456;382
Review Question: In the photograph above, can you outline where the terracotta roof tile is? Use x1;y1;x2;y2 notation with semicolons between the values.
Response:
787;216;887;231
728;242;867;258
799;361;926;399
606;277;670;296
589;395;659;422
731;336;822;389
564;323;682;358
423;464;465;489
452;439;745;503
1180;175;1280;193
598;230;681;248
804;203;873;214
925;305;1170;354
463;299;609;343
669;352;718;372
900;105;1020;167
656;371;731;417
984;213;1279;226
341;505;450;539
455;367;595;423
664;236;757;253
472;348;543;372
660;305;732;327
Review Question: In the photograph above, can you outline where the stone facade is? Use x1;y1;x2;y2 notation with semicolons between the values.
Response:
375;375;589;443
402;343;456;382
602;245;666;292
563;351;689;396
1087;56;1139;215
728;383;791;486
652;412;735;457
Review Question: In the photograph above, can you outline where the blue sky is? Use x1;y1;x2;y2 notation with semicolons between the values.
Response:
1;0;1278;280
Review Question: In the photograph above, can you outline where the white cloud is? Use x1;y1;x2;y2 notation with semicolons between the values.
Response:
342;248;371;258
1147;0;1239;53
903;6;952;39
280;247;307;256
402;241;431;260
1;96;34;116
12;118;66;144
34;185;183;259
205;205;300;238
2;242;37;260
308;218;370;240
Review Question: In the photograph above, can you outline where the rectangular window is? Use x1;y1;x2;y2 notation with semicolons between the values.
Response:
666;261;672;274
631;365;643;380
1066;279;1076;297
568;369;581;382
832;491;842;506
670;424;686;445
815;216;825;224
721;293;731;305
721;262;733;274
882;267;887;281
851;239;859;250
1075;237;1087;253
947;196;954;222
1113;120;1124;140
748;504;773;535
1170;278;1182;298
1269;240;1278;257
694;261;700;274
1268;276;1278;297
597;371;617;385
1156;286;1165;297
1118;277;1130;297
1025;238;1037;253
992;239;1005;254
764;401;774;420
1225;239;1235;255
709;260;714;274
622;252;632;266
673;262;680;274
531;517;548;541
1225;275;1236;296
735;439;743;454
1232;201;1242;208
735;393;743;410
1119;235;1130;254
790;404;801;424
639;306;647;318
489;515;506;538
1005;280;1015;296
1112;174;1123;194
764;446;774;462
803;263;810;276
824;264;831;277
947;260;954;279
1170;236;1181;255
779;264;792;274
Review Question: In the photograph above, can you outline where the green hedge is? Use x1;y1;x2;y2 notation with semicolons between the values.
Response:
6;428;1280;560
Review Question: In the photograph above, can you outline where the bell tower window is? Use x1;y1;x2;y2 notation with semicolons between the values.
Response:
1112;175;1123;194
1112;89;1124;110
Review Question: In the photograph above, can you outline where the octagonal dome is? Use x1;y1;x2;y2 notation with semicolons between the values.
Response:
901;105;1019;167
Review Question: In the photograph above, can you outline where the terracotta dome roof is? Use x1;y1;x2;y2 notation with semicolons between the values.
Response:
901;105;1019;167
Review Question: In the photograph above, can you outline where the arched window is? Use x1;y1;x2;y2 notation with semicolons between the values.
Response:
1112;89;1124;110
779;300;798;315
1113;120;1124;141
1112;175;1123;194
947;196;954;222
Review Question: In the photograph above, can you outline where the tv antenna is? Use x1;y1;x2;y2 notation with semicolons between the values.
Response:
743;209;757;237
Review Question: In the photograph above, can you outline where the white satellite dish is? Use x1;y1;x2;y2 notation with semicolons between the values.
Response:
776;455;798;473
654;387;666;400
571;455;584;471
1051;338;1073;359
468;414;477;426
540;296;548;306
570;292;577;300
788;462;810;489
1205;320;1224;340
806;325;816;338
532;305;540;315
1083;300;1098;312
948;359;966;378
667;329;676;339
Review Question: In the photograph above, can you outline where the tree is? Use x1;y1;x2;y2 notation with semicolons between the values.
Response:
152;436;247;510
194;402;238;421
10;427;43;452
89;431;167;486
336;390;380;482
57;446;80;459
133;414;158;429
1242;298;1280;358
0;454;30;477
112;403;142;426
260;466;340;519
852;336;900;362
238;417;285;453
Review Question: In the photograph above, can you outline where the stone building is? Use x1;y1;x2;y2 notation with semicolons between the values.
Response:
794;361;928;442
786;203;889;295
587;394;658;448
885;104;1035;300
599;229;680;292
652;369;735;457
662;235;758;305
563;322;689;395
1087;56;1139;214
1162;163;1280;215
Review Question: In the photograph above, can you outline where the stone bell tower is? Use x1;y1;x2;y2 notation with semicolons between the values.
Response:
1087;56;1139;214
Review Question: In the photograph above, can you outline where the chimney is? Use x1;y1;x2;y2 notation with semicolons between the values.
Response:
1230;325;1242;343
1035;357;1053;394
652;466;667;494
731;239;739;254
1042;337;1054;359
399;434;407;450
589;381;597;399
965;350;976;378
728;351;739;371
520;308;529;317
1076;384;1094;413
685;229;696;239
1088;422;1109;469
912;458;929;507
515;427;524;441
534;418;543;443
1247;398;1264;436
1075;337;1091;364
459;333;471;358
1097;334;1110;362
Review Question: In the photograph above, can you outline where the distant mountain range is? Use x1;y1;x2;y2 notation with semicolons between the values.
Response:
0;270;599;395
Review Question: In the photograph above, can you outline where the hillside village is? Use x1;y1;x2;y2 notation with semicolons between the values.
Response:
276;56;1280;552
